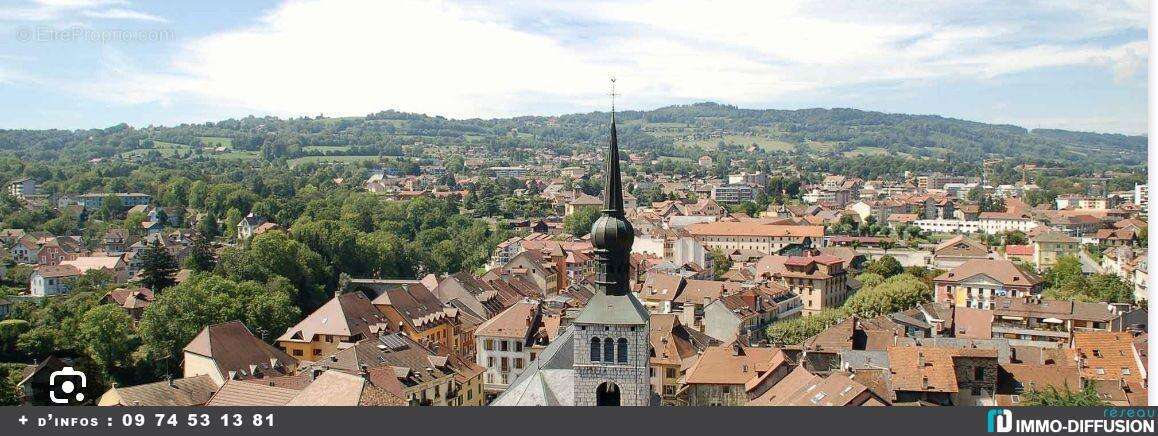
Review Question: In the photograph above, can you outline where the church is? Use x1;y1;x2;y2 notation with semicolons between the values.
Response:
492;106;654;407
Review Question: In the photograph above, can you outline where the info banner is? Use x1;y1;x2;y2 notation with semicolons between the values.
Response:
0;406;1154;436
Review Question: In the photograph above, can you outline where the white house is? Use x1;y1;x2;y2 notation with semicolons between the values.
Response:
474;301;547;395
30;265;80;297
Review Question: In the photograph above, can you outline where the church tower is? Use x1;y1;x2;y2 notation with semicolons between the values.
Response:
571;81;651;406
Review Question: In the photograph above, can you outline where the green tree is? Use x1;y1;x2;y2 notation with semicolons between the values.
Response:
563;207;601;237
843;273;932;318
78;304;137;369
854;272;884;288
197;214;220;239
139;239;179;292
184;237;216;272
765;308;846;345
1020;384;1107;406
99;194;123;220
0;366;20;406
866;255;903;278
709;249;734;278
0;319;30;354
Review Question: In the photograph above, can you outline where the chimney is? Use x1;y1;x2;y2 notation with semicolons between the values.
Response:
330;355;338;363
166;375;175;388
359;364;368;378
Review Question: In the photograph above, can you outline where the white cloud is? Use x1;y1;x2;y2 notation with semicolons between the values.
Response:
81;8;167;22
66;0;1150;128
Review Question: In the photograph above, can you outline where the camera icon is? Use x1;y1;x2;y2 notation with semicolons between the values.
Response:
49;366;86;404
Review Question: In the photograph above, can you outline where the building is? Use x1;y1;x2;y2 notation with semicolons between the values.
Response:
1056;195;1109;211
6;177;38;199
1134;184;1147;212
649;314;716;405
978;212;1038;235
489;166;528;179
1031;231;1080;270
183;321;299;387
236;213;271;241
776;254;850;316
565;193;603;216
748;366;886;406
681;343;788;406
1072;332;1147;389
370;282;458;354
931;235;991;269
492;111;652;406
306;333;466;406
728;172;768;188
30;264;80;297
934;259;1044;309
97;375;218;406
276;292;390;359
711;184;756;204
886;345;998;406
474;300;547;394
685;222;824;254
73;192;152;210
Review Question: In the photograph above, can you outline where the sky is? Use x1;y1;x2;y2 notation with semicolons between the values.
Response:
0;0;1149;134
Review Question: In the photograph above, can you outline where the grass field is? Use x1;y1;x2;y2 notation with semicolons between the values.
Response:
679;135;796;152
288;155;380;167
844;146;889;157
198;136;233;147
302;145;352;153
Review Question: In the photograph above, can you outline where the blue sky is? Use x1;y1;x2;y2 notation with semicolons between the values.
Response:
0;0;1148;134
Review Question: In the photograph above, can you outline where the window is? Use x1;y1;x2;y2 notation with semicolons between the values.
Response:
590;337;601;362
515;342;523;352
500;341;509;352
484;339;493;350
974;367;984;381
617;338;628;363
603;337;614;361
722;386;731;394
515;359;523;369
313;349;321;356
666;368;677;378
292;349;303;357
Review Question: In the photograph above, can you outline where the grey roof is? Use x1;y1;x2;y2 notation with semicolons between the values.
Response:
572;292;649;325
491;327;576;406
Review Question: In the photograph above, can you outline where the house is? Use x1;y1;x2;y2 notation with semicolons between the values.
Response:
748;366;887;406
370;282;458;354
283;370;408;406
1031;231;1080;270
236;213;270;240
0;296;10;318
637;272;685;313
59;256;128;283
886;345;999;406
702;285;798;344
276;292;391;360
305;333;471;406
474;300;549;395
934;259;1043;310
1072;332;1147;389
565;193;602;217
184;321;299;387
30;264;80;297
978;212;1039;235
649;314;716;405
205;378;307;406
102;287;155;320
6;177;38;199
776;254;851;316
931;235;991;269
97;375;218;406
680;343;788;406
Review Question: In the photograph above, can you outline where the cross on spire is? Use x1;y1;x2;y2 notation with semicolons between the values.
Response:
609;75;618;114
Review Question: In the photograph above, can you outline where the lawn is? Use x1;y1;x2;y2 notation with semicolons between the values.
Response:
844;146;888;157
302;145;353;153
288;155;380;167
679;135;796;152
198;136;234;147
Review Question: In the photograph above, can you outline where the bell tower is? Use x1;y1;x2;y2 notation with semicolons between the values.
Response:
571;78;651;406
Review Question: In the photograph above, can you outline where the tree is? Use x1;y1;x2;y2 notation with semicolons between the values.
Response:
197;214;220;239
866;255;903;278
0;319;30;355
78;304;137;369
1020;384;1107;406
138;274;300;369
184;237;216;272
843;273;932;318
854;272;884;288
709;249;733;278
139;239;179;292
563;207;601;238
765;308;846;345
99;194;123;220
0;366;20;406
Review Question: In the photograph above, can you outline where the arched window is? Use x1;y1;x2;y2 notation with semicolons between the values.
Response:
603;337;614;361
617;338;628;363
590;337;601;362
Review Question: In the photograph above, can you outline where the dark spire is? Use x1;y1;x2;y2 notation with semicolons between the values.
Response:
603;111;624;216
588;78;633;296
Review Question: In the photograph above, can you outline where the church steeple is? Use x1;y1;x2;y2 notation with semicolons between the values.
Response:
589;79;634;297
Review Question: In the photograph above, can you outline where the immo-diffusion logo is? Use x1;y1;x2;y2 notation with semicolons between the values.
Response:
988;408;1013;433
986;407;1155;433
